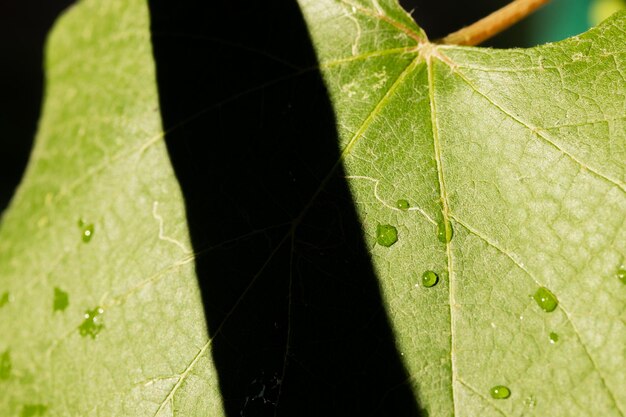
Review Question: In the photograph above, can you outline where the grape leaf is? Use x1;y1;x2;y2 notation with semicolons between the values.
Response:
297;1;625;416
0;0;624;415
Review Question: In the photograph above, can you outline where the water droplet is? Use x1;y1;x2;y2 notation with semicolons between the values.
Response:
53;287;69;312
81;223;95;243
396;199;410;210
422;270;439;288
376;224;398;247
617;268;626;284
0;291;9;308
436;219;453;243
78;307;104;339
21;404;47;417
0;350;11;380
490;385;511;399
533;287;558;312
549;332;559;344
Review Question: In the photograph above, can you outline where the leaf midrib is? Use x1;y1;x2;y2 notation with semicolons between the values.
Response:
426;51;459;416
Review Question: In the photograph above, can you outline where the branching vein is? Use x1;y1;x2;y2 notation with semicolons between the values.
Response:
450;214;625;416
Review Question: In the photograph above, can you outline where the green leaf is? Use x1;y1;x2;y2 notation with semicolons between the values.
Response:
298;0;626;415
1;0;624;415
0;0;224;415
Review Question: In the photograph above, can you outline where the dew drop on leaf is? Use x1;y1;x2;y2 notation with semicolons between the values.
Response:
549;332;559;344
617;267;626;284
421;270;439;288
81;223;95;243
533;287;558;312
53;287;69;312
0;350;11;380
396;199;410;210
436;219;453;243
0;291;9;308
78;307;104;338
21;404;47;417
490;385;511;399
376;224;398;247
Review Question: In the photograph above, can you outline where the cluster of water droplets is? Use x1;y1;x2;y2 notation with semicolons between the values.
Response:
78;307;105;339
372;200;592;402
23;195;619;411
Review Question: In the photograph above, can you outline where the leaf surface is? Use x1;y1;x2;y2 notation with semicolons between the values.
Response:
0;0;624;416
0;0;224;415
297;1;626;416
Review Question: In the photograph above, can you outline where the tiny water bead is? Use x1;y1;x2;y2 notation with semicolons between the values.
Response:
0;350;11;379
376;224;398;247
617;268;626;284
490;385;511;399
81;223;95;243
53;287;69;312
78;307;104;339
549;332;559;344
21;404;47;417
533;287;558;312
436;219;453;243
396;199;410;210
422;270;439;288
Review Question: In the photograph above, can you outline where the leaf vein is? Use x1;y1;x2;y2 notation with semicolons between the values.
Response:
457;378;508;417
345;175;436;224
427;52;459;416
152;340;212;417
450;214;625;416
440;53;626;193
337;0;423;43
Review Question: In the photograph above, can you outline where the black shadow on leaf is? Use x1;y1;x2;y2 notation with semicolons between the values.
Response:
148;1;424;416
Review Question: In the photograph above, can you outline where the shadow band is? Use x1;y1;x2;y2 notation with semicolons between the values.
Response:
148;1;423;415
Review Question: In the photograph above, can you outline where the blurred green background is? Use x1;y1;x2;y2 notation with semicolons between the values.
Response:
0;0;624;213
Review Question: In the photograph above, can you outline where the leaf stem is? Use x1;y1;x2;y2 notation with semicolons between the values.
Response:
437;0;551;46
